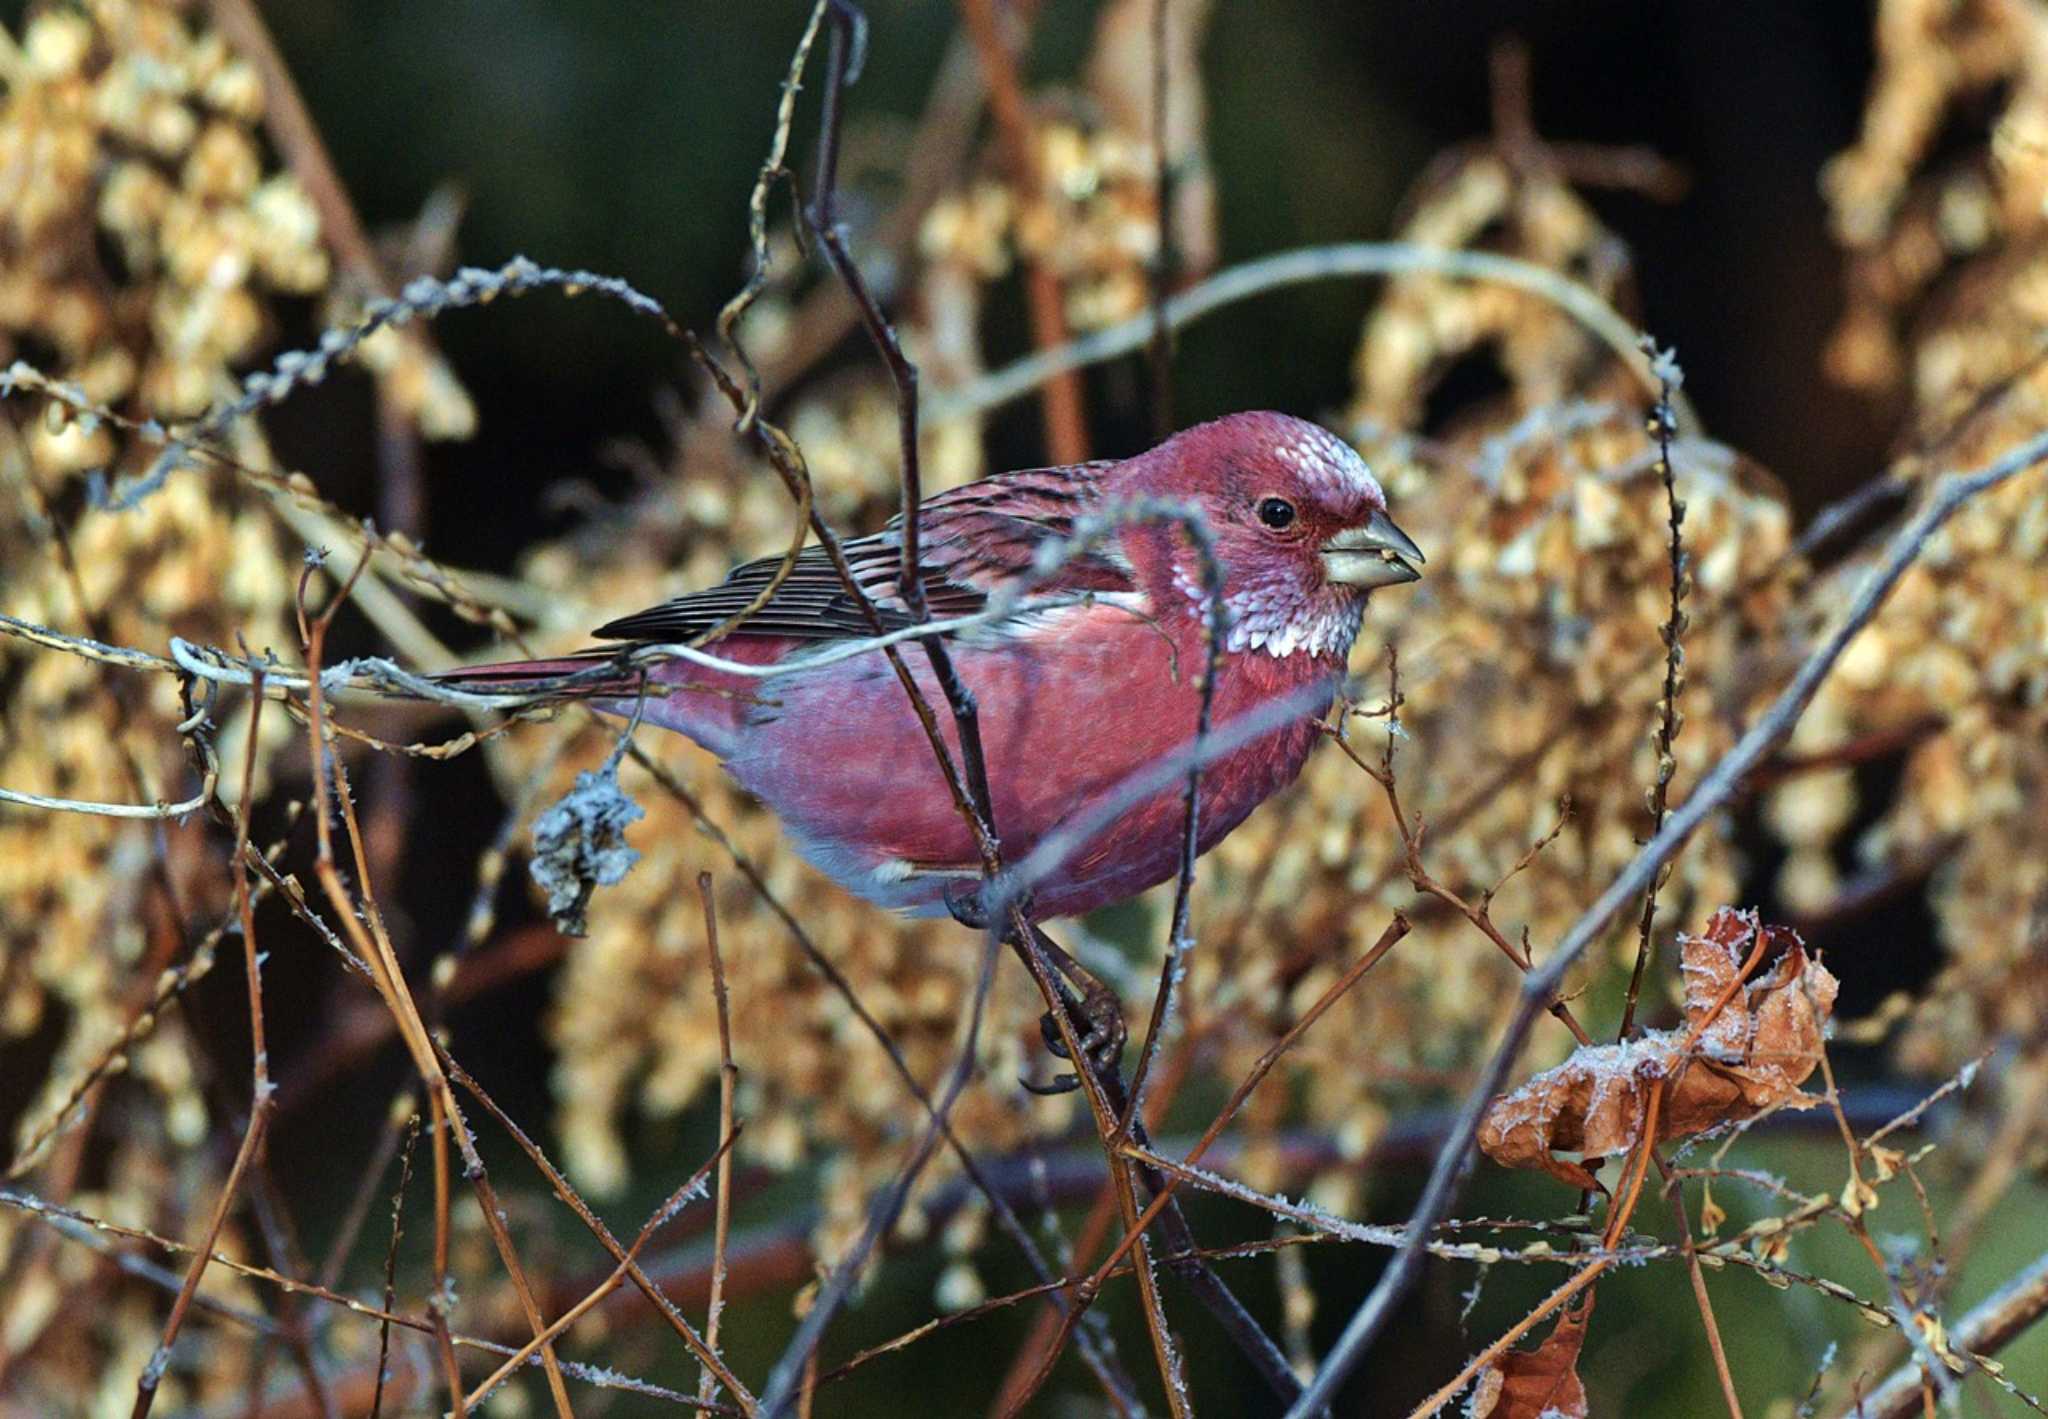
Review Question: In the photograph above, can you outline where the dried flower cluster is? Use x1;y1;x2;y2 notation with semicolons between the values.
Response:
0;1;327;421
1352;146;1639;423
0;7;485;1407
1792;0;2048;1074
0;5;341;1406
0;0;329;1183
1821;0;2048;393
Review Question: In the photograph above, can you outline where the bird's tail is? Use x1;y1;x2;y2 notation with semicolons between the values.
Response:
432;652;748;759
432;652;651;703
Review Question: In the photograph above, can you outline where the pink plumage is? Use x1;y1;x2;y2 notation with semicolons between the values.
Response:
444;411;1424;920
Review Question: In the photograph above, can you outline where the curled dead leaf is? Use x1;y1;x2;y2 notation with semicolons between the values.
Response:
1479;908;1839;1189
1466;1300;1591;1418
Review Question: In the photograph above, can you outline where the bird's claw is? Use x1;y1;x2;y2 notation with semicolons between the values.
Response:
1030;985;1127;1095
1019;1070;1081;1096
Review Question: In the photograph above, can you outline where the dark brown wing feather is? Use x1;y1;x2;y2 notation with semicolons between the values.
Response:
591;460;1132;645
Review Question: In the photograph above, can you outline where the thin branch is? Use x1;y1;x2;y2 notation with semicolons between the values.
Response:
1674;1184;1745;1419
1123;502;1227;1122
369;1114;420;1419
955;0;1091;462
1619;338;1689;1040
1855;1249;2048;1419
440;1055;757;1409
296;550;476;1417
0;781;213;818
129;674;273;1419
1145;0;1175;440
804;0;1003;862
698;874;740;1413
926;241;1700;429
1003;923;1189;1419
1404;1267;1606;1419
0;608;176;672
462;1136;737;1414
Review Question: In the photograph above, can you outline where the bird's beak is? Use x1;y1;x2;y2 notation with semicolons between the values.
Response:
1323;507;1425;589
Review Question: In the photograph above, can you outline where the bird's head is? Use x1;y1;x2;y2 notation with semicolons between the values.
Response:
1120;411;1423;660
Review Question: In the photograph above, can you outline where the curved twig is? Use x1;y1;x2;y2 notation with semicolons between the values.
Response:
927;241;1700;429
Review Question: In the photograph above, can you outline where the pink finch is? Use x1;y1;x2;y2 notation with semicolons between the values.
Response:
446;411;1422;921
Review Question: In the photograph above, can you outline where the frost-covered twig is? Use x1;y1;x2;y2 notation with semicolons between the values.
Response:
1854;1247;2048;1419
0;782;212;820
1619;337;1689;1041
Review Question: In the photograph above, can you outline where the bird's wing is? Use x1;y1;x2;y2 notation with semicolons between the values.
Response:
591;461;1136;645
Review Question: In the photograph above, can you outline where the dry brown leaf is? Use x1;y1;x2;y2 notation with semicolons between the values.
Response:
1467;1300;1592;1418
1479;908;1839;1189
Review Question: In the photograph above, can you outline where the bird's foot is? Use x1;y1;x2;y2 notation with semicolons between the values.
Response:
1024;984;1128;1095
942;881;989;930
943;876;1029;932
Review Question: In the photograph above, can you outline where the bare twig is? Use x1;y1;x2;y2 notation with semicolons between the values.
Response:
803;0;1002;859
129;675;273;1419
1407;1268;1607;1419
1619;338;1689;1040
1123;503;1227;1122
956;0;1091;462
295;553;473;1416
698;874;740;1413
462;1135;737;1413
1855;1248;2048;1419
369;1114;421;1419
1673;1139;1745;1419
439;1055;756;1409
1003;924;1189;1419
927;241;1700;429
1145;0;1175;440
1323;654;1590;1047
0;781;213;818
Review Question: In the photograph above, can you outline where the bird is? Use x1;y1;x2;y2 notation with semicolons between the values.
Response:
443;410;1422;931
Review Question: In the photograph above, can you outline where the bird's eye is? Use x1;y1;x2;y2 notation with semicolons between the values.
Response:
1257;497;1297;530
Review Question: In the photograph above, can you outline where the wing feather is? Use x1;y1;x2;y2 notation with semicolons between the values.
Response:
591;460;1134;646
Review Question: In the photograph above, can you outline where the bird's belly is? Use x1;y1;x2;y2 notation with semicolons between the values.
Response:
720;630;1333;920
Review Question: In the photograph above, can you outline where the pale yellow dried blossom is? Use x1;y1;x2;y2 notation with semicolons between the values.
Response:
0;1;366;1389
1785;0;2048;1073
920;118;1164;336
1354;150;1636;427
1822;0;2048;392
